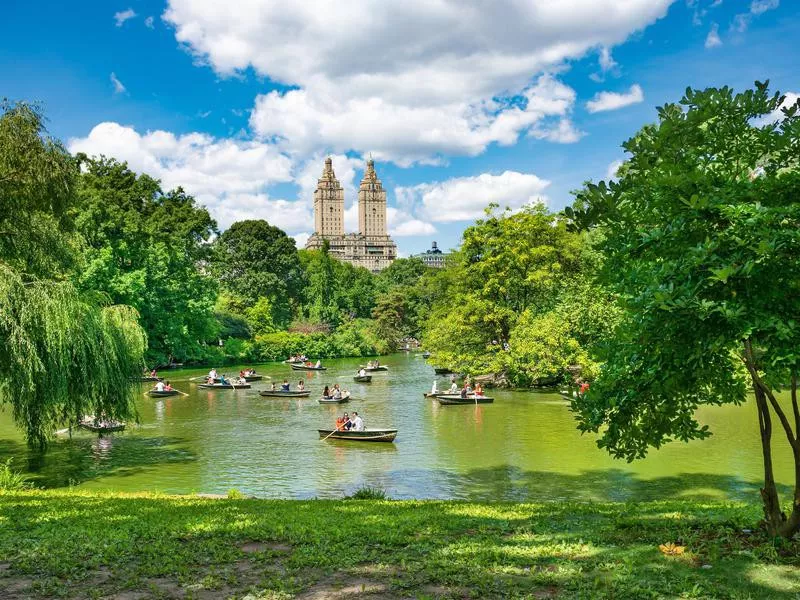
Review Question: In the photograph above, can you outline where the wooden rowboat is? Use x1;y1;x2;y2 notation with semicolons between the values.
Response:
243;375;263;382
422;352;431;358
139;376;163;382
259;390;310;398
361;365;388;372
79;419;126;433
198;383;251;390
353;375;372;382
435;394;494;405
147;389;180;398
291;364;327;371
433;367;454;375
283;359;305;364
318;429;397;442
318;392;351;404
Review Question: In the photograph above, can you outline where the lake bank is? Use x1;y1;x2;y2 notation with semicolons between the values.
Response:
1;489;798;599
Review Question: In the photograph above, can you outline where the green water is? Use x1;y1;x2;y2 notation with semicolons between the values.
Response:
0;353;792;501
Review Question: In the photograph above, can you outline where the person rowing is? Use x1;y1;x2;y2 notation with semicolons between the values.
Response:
219;374;229;386
209;368;218;380
448;381;458;394
298;380;305;391
332;384;342;399
155;380;166;392
358;367;367;377
281;379;290;391
351;411;364;431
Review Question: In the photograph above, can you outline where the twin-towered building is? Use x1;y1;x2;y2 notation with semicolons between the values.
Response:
305;157;398;272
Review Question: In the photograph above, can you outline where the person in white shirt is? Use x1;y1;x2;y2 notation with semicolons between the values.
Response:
209;368;218;379
155;380;165;392
315;360;322;368
351;412;364;431
448;382;458;394
431;380;439;394
358;368;367;377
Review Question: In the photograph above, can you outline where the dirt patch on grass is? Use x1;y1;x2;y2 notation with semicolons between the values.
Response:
0;576;34;600
296;577;392;599
240;540;293;554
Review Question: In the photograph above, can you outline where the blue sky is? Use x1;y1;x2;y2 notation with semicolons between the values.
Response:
2;0;797;255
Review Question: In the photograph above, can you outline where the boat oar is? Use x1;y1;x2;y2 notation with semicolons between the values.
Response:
321;419;350;441
174;389;189;397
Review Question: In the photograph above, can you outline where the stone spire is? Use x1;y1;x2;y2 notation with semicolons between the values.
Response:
313;156;344;237
358;157;387;237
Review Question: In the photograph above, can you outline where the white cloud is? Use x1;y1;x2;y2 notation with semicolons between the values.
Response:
293;232;311;248
144;16;155;29
606;159;624;180
68;122;301;230
164;0;672;163
586;84;644;113
590;46;620;81
114;8;137;27
390;219;436;237
705;23;722;48
750;0;779;15
752;92;800;126
396;171;550;223
110;72;126;94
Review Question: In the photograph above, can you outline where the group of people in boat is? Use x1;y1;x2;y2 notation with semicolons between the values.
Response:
365;360;381;368
153;380;174;392
334;411;364;431
205;368;246;385
287;354;308;362
239;368;257;378
322;383;347;399
269;379;306;392
430;377;485;398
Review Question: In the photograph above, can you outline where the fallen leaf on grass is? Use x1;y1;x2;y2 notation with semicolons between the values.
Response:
659;542;685;556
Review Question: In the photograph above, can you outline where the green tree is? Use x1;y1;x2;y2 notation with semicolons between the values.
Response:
213;220;304;328
73;157;218;366
0;102;145;448
569;82;800;538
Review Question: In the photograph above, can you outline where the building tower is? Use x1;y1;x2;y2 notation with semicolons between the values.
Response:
357;158;387;237
313;157;344;237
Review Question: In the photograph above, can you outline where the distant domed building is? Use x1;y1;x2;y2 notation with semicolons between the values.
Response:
413;241;449;268
305;157;397;272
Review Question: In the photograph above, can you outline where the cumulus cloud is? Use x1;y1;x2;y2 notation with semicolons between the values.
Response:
68;122;302;230
752;92;800;126
396;171;550;223
590;46;620;82
605;159;624;180
110;72;126;94
114;8;136;27
586;84;644;113
163;0;672;163
705;23;722;48
750;0;779;15
732;0;779;33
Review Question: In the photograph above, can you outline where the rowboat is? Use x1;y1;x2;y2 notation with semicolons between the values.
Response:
283;359;305;364
319;392;351;404
318;429;397;442
361;365;388;372
259;390;310;398
353;375;372;382
291;364;327;371
147;389;180;398
435;394;494;405
422;352;431;358
79;418;126;433
197;383;251;390
433;367;453;375
139;376;163;382
243;375;263;382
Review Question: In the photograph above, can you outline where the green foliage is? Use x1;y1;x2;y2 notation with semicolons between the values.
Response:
247;319;383;362
73;158;218;366
568;82;800;536
244;297;278;336
0;101;78;279
0;459;32;491
213;220;304;328
376;257;427;291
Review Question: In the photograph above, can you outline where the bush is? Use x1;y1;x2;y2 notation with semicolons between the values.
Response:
0;459;32;491
345;486;387;500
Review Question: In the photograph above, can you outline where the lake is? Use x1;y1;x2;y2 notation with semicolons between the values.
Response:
0;353;792;501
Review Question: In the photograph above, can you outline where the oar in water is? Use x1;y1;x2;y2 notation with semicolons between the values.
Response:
321;419;351;441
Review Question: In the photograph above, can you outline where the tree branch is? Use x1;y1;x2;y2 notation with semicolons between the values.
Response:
744;340;797;448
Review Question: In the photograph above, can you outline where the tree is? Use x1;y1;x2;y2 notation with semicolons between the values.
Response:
0;102;145;448
376;257;427;291
568;82;800;538
213;220;304;328
73;158;218;366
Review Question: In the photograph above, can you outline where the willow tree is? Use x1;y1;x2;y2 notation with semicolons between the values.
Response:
0;101;145;448
568;82;800;538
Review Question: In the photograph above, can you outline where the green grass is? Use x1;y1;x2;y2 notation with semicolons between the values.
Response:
1;490;799;599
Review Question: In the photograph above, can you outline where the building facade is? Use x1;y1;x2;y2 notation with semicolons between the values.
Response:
305;157;397;272
413;241;449;268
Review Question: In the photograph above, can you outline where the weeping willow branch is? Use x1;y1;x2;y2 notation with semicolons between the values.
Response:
0;264;146;448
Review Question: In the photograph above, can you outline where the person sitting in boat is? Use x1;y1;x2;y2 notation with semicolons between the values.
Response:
209;368;218;380
150;369;158;377
298;380;305;391
220;375;230;386
351;411;364;432
448;381;459;394
335;415;345;431
236;376;247;385
342;412;352;429
431;380;439;395
323;385;331;399
281;379;290;391
358;368;367;377
315;359;322;368
332;384;342;399
474;382;483;397
155;380;166;392
239;370;245;378
165;381;173;391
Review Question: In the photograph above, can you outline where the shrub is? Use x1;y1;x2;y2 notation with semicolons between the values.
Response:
0;459;32;491
345;486;387;500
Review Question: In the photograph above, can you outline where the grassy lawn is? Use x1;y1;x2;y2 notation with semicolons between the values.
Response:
1;490;799;599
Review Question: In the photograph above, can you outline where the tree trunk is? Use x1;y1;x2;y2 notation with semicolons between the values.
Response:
752;384;785;535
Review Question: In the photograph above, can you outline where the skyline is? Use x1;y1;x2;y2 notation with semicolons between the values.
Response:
2;0;798;255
